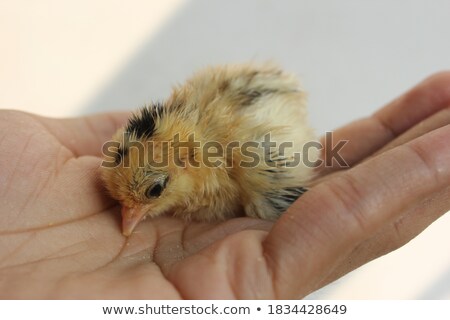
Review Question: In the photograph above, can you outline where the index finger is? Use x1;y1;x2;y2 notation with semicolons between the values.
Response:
320;72;450;173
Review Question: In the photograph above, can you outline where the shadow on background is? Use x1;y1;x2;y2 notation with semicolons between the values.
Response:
417;267;450;299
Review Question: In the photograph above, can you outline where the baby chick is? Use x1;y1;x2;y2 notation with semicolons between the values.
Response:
101;63;317;236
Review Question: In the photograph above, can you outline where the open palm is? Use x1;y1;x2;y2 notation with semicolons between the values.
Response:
1;73;449;299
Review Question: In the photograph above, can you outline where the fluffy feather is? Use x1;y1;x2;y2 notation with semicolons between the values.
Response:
101;63;318;235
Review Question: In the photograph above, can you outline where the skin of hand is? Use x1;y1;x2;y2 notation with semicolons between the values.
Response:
0;72;449;299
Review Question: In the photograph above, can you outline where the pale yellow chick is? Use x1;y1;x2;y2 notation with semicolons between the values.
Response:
101;63;317;236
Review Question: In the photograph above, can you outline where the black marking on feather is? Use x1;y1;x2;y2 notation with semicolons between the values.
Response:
265;152;290;171
218;79;230;93
239;88;279;106
266;187;308;214
126;103;163;139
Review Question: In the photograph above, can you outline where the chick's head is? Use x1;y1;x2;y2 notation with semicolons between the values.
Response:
101;105;201;236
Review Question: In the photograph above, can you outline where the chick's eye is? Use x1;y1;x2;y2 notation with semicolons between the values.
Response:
146;183;163;198
145;176;168;199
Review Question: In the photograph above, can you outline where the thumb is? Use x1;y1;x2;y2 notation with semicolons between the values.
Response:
34;111;130;157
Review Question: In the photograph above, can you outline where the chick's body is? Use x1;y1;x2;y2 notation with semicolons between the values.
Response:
101;63;317;235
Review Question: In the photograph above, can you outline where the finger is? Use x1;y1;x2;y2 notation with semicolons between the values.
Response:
264;124;450;298
33;111;131;157
312;107;450;186
317;184;450;289
319;72;450;174
374;72;450;134
372;107;450;157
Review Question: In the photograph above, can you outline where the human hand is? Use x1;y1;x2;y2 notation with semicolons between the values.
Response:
0;72;449;299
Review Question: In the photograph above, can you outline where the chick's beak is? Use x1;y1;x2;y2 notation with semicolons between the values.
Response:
121;206;147;236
